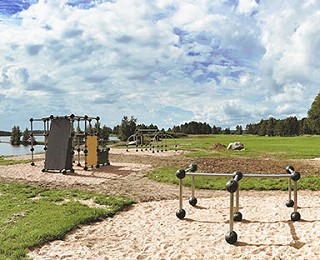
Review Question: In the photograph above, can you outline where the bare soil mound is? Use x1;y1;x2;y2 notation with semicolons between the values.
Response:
210;142;227;150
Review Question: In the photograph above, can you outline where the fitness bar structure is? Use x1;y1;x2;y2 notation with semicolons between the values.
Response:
126;129;178;153
175;164;301;244
29;114;110;173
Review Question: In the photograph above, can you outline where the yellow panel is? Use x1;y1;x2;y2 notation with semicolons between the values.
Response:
86;135;98;166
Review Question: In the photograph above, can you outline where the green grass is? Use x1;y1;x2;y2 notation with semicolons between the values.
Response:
118;134;320;159
0;183;134;260
0;156;31;166
166;134;320;159
148;166;320;191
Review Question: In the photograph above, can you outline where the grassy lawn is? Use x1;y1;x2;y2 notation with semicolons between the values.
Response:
148;135;320;191
164;134;320;159
0;183;134;260
148;166;320;191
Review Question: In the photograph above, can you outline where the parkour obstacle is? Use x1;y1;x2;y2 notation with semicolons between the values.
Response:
175;164;301;244
29;114;110;173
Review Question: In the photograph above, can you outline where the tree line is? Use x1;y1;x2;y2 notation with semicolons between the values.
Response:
8;92;320;144
0;130;10;136
246;92;320;136
112;92;320;139
9;126;31;145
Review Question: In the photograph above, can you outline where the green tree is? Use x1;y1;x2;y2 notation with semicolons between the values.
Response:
223;127;231;134
285;116;299;136
100;125;111;143
307;92;320;134
112;125;120;135
172;125;181;132
118;116;137;141
22;128;30;145
266;117;276;136
10;126;22;145
257;119;267;136
212;125;222;134
300;117;311;135
274;120;285;136
235;125;243;135
245;123;258;135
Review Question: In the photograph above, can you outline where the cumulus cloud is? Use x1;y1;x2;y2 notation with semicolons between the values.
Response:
237;0;258;14
257;1;320;90
0;0;319;130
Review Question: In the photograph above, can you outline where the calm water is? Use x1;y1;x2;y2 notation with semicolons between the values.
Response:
0;136;118;156
0;136;44;156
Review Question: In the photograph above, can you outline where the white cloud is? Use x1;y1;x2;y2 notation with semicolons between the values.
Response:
0;0;319;130
270;83;306;103
257;1;320;94
237;0;258;14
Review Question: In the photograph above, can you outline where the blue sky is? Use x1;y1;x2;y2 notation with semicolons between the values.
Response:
0;0;320;131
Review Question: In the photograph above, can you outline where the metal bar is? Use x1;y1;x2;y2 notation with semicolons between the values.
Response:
32;116;99;122
229;193;234;232
73;116;98;121
31;133;46;136
30;119;34;164
96;118;100;136
70;118;75;165
288;178;292;201
179;179;183;210
187;172;292;178
235;188;240;212
294;181;298;212
44;120;48;150
191;176;195;198
77;119;81;166
243;173;291;178
186;172;234;177
31;118;49;122
84;118;88;169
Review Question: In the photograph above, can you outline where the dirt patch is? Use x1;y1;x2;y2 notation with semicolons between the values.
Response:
210;142;227;150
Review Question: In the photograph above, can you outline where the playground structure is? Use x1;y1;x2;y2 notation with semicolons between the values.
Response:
175;164;301;244
126;129;177;153
29;114;110;173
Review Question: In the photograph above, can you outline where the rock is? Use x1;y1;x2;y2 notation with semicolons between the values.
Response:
227;142;245;150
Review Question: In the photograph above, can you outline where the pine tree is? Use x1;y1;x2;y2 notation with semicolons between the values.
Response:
22;128;30;145
10;126;22;145
307;92;320;134
118;116;137;141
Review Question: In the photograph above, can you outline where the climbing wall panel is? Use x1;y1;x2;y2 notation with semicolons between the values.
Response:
98;149;109;165
86;135;98;167
44;117;73;171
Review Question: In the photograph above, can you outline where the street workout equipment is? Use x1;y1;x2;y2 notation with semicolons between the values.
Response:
29;114;110;173
126;129;178;153
175;164;301;244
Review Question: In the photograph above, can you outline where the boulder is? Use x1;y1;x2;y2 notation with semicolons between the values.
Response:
227;142;245;150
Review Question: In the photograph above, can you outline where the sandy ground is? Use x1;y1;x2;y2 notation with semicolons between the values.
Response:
0;149;205;202
28;190;320;259
1;149;320;259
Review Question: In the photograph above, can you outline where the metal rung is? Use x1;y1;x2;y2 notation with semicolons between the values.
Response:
186;172;234;177
243;173;291;178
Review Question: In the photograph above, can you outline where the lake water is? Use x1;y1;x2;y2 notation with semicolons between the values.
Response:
0;136;44;156
0;136;119;156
